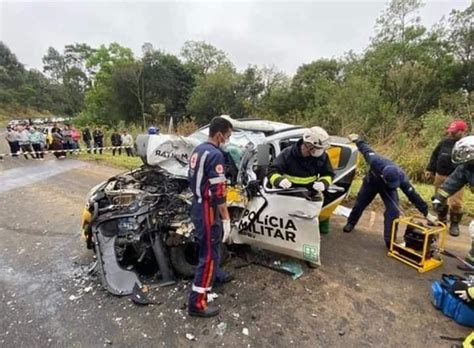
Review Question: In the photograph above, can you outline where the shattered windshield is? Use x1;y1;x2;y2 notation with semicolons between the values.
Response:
189;127;266;148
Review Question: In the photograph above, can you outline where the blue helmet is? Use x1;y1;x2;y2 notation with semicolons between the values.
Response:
382;165;401;189
148;126;157;135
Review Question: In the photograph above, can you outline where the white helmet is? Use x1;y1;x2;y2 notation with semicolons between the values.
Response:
303;126;330;149
452;135;474;164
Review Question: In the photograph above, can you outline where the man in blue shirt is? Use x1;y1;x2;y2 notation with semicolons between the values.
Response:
188;117;233;318
343;134;436;248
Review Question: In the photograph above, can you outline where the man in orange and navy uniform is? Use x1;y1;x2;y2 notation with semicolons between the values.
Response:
188;116;233;318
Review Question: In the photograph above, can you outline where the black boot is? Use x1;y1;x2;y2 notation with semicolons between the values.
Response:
449;213;463;237
437;206;448;224
343;223;355;233
188;305;220;318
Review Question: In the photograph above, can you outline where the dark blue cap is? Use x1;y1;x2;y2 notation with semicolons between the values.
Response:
382;165;400;189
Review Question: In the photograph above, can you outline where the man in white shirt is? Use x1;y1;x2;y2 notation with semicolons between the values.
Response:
121;130;134;157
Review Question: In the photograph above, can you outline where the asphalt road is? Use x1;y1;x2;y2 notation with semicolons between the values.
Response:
0;143;471;347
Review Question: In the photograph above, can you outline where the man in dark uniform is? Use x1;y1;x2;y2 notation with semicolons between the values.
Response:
93;128;104;154
343;134;436;248
82;126;92;153
188;116;233;318
426;120;468;236
433;135;474;264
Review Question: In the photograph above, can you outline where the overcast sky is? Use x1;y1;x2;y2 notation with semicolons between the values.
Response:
0;0;470;75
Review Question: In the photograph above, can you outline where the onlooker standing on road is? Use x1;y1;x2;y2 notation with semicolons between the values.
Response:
93;128;104;154
5;126;20;157
71;126;81;152
62;125;75;155
17;126;33;159
82;126;92;153
29;127;45;160
111;130;122;156
50;131;66;159
51;123;62;135
121;129;134;157
425;119;469;236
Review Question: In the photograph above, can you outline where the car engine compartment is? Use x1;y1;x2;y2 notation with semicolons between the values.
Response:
85;166;200;295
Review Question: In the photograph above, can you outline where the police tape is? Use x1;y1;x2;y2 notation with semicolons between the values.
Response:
0;145;135;159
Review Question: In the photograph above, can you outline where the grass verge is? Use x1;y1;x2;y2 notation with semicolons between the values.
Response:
80;151;142;170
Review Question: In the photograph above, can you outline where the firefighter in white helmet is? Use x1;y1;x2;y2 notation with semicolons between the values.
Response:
267;126;334;191
433;135;474;268
267;127;334;267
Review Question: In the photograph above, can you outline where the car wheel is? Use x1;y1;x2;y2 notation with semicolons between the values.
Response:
169;242;229;278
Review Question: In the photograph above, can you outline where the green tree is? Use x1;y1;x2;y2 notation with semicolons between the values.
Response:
110;61;145;127
186;65;240;124
0;41;25;103
181;40;231;75
291;59;342;111
142;46;195;121
82;43;135;123
42;47;66;83
374;0;424;44
446;5;474;91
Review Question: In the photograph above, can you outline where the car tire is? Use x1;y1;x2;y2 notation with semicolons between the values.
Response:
169;242;229;278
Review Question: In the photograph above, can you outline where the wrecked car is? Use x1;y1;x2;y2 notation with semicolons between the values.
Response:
80;117;359;295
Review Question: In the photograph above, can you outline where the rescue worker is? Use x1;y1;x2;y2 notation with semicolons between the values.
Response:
267;126;334;191
432;135;474;265
343;134;437;248
425;120;468;236
267;126;335;267
188;116;234;318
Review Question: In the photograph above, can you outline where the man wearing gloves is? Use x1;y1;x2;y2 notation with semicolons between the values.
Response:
425;120;468;236
187;116;234;318
267;126;335;192
343;134;437;248
432;135;474;266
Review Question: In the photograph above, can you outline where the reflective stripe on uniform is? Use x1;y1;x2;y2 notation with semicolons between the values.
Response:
209;176;226;184
195;150;209;204
284;174;317;185
468;287;474;300
319;175;333;185
438;189;450;198
192;284;211;294
269;173;282;185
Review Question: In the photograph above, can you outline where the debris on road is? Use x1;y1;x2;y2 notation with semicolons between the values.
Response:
334;205;352;218
279;261;304;280
216;322;227;336
185;333;195;341
242;328;249;336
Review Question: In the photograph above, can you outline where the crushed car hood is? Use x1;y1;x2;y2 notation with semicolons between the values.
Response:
137;134;200;177
136;131;266;177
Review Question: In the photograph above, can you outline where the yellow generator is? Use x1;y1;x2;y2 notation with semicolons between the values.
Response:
388;216;447;273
